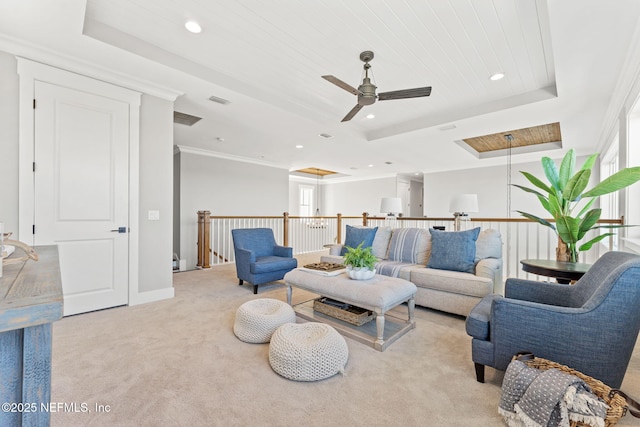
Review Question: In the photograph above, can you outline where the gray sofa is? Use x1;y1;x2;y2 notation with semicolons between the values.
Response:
321;226;503;317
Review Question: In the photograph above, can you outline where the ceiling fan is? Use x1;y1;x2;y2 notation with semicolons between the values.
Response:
322;50;432;122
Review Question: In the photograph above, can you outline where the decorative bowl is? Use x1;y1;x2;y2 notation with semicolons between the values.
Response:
346;266;375;280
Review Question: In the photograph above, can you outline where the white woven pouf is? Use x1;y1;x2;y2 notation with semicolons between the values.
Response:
269;323;349;381
233;298;296;343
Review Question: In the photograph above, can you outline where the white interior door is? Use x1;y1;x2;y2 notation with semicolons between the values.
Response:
34;80;130;316
397;180;410;216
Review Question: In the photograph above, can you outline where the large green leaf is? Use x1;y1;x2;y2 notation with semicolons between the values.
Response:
542;157;560;190
579;233;614;252
537;195;551;214
590;224;635;230
577;209;601;240
558;149;576;189
547;192;563;218
556;215;579;244
582;166;640;197
519;172;552;194
563;169;591;202
580;153;598;171
512;184;547;199
576;197;596;219
516;211;556;230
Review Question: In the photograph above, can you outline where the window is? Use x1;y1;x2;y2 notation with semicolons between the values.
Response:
625;96;640;248
299;185;314;217
600;133;619;222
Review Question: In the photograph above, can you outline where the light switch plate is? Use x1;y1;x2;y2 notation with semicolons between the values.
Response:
148;210;160;221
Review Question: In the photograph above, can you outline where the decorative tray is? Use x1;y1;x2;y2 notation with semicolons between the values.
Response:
301;262;346;276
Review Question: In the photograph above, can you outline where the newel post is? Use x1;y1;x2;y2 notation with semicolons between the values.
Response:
197;210;211;269
283;212;289;247
362;212;369;226
336;213;342;244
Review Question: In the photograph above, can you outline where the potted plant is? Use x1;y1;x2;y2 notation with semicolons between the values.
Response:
514;149;640;262
342;242;377;280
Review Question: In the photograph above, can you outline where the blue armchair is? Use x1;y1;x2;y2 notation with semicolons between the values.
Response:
231;228;298;294
466;251;640;388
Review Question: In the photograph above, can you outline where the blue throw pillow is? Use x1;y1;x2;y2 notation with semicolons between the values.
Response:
426;227;480;273
341;226;378;256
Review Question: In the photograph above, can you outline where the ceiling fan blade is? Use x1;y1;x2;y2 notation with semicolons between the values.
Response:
378;86;432;101
322;75;362;96
341;104;364;122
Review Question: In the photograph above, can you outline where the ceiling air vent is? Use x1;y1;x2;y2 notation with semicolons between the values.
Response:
173;111;202;126
208;95;230;105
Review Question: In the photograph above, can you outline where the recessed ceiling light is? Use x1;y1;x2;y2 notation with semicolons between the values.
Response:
368;164;374;168
490;72;505;81
185;20;202;34
216;137;224;142
366;114;375;119
295;145;304;149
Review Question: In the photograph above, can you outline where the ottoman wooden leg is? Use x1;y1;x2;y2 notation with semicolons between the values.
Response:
375;313;385;346
286;284;292;305
407;297;415;323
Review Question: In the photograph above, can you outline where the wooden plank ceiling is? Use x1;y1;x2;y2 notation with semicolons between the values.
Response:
462;122;561;153
295;167;338;177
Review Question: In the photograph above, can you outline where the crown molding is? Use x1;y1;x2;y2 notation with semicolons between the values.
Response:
175;145;289;170
0;34;182;101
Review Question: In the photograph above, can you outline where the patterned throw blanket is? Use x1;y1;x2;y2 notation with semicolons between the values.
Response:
499;359;608;427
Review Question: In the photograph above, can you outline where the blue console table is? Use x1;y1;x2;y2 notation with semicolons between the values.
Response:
0;246;63;427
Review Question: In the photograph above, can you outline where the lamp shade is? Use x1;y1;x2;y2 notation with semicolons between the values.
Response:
380;197;403;215
449;194;478;214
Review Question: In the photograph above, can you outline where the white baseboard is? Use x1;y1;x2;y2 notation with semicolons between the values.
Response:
130;286;175;306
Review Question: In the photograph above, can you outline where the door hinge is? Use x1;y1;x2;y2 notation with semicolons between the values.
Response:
33;162;36;172
32;224;35;234
33;99;36;109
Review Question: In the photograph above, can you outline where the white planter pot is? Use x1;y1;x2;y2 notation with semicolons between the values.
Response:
346;266;375;280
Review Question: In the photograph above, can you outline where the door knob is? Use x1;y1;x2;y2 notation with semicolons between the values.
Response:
110;226;127;233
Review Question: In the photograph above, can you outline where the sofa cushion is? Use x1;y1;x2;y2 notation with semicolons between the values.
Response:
251;256;298;274
427;227;480;273
371;226;393;259
410;267;493;298
475;229;502;261
375;260;418;278
340;225;378;256
387;228;431;264
320;254;344;265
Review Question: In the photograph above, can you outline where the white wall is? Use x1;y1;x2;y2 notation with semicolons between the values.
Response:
0;52;19;231
138;94;174;293
424;155;600;219
323;177;397;216
177;151;290;267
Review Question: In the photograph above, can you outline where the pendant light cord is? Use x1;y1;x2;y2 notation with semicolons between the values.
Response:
505;134;514;218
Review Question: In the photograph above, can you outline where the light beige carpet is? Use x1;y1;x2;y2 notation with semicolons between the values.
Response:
50;253;640;426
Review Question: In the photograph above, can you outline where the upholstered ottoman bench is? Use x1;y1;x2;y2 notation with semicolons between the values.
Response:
269;322;348;381
284;269;417;351
233;298;296;343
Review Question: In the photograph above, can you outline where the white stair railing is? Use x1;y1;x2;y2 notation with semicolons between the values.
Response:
196;211;620;280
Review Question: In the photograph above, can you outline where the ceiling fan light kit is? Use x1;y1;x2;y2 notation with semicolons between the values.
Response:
322;50;432;122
